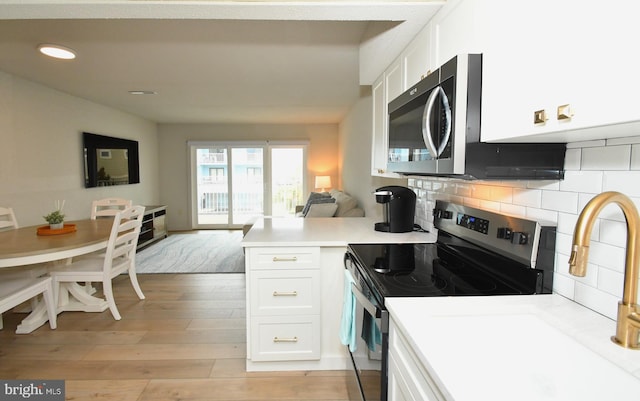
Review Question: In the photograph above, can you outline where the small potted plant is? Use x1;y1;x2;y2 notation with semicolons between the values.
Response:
44;200;65;230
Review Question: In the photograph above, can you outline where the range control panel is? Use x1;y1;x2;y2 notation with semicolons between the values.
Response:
456;213;489;234
433;200;555;268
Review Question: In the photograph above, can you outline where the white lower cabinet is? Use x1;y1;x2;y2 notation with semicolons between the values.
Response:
246;247;321;363
388;316;446;401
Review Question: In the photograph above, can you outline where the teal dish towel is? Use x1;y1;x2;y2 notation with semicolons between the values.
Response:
340;269;357;352
362;310;382;352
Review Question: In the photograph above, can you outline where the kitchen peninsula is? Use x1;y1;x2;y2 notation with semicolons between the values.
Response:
242;217;434;371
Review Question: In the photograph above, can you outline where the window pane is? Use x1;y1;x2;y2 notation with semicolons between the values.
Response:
271;148;304;217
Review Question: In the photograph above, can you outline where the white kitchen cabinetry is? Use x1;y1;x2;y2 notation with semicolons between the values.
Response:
247;247;321;362
477;0;640;142
388;316;445;401
431;0;477;67
245;245;347;370
402;23;434;90
371;58;403;178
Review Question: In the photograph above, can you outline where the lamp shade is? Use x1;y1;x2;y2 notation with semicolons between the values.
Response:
314;176;331;192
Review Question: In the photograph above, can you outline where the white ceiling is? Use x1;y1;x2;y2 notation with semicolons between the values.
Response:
0;1;443;124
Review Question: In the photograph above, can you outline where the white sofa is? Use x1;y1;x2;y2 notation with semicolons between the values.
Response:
242;190;364;236
296;189;364;218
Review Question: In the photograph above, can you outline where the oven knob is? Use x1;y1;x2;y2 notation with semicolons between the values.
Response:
497;227;512;240
511;232;528;245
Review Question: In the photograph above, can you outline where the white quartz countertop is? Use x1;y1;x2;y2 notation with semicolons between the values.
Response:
241;217;436;247
387;295;640;401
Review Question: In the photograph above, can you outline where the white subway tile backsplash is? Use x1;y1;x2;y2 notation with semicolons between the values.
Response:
406;135;640;319
552;273;576;299
597;267;624;298
603;171;640;197
588;241;626;273
563;148;581;170
582;145;631;170
574;282;619;320
632;144;640;170
541;190;578;213
606;135;640;146
599;219;629;248
559;171;603;194
499;203;526;217
524;207;557;224
513;188;541;208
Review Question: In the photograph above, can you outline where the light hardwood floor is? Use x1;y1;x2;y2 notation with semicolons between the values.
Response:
0;273;351;401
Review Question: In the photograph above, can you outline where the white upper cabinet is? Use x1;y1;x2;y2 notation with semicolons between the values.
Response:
477;0;640;142
371;57;404;177
402;23;434;89
432;0;478;67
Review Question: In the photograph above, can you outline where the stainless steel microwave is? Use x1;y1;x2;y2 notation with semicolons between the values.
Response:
387;54;566;180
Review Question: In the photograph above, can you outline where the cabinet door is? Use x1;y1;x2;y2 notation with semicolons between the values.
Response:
479;0;640;142
432;0;477;67
402;23;433;90
371;74;387;176
388;319;446;401
385;57;404;103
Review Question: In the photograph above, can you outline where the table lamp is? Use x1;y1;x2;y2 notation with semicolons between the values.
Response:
314;176;331;192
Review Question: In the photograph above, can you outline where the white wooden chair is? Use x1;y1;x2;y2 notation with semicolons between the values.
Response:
49;205;146;320
91;198;133;219
0;276;57;331
81;198;133;292
0;207;18;231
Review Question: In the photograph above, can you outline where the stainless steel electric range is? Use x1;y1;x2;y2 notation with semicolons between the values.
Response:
343;200;557;401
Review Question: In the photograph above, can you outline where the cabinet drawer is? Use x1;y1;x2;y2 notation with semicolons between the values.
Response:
248;247;320;270
250;315;320;361
250;270;320;316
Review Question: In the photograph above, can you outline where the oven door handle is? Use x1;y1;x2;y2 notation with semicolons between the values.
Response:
351;282;379;318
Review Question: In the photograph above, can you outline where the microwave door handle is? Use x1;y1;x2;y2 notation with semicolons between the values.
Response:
437;86;452;156
422;87;441;158
351;282;379;318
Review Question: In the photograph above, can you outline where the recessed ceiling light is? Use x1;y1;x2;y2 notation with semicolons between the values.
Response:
38;44;76;60
128;90;157;95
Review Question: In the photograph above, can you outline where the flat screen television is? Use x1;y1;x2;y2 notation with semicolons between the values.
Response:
83;132;140;188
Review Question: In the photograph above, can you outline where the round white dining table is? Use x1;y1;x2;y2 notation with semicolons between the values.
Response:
0;219;114;333
0;219;113;268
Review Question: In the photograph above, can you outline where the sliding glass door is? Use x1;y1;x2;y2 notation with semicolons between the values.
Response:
190;142;306;229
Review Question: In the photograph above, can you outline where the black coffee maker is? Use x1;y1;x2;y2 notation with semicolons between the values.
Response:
374;185;416;233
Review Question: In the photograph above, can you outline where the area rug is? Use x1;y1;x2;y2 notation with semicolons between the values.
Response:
135;231;245;274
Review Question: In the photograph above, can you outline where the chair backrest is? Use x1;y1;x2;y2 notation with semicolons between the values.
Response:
103;205;145;275
0;207;18;230
91;198;133;219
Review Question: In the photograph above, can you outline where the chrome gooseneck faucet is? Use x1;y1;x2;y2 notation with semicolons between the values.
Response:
568;191;640;349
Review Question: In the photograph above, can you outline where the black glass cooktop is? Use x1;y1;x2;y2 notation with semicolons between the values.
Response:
348;233;544;306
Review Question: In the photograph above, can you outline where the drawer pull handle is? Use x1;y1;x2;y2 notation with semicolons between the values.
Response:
273;336;298;343
273;291;298;296
273;256;297;262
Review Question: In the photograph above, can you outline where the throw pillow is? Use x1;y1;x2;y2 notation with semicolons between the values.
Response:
301;192;331;216
305;203;338;217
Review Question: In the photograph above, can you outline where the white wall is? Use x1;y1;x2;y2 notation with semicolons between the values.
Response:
406;137;640;321
157;122;339;231
0;70;159;227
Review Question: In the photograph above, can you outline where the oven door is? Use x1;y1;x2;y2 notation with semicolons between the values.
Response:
345;252;389;401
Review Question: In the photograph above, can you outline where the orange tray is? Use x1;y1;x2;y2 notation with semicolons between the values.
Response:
37;223;77;236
